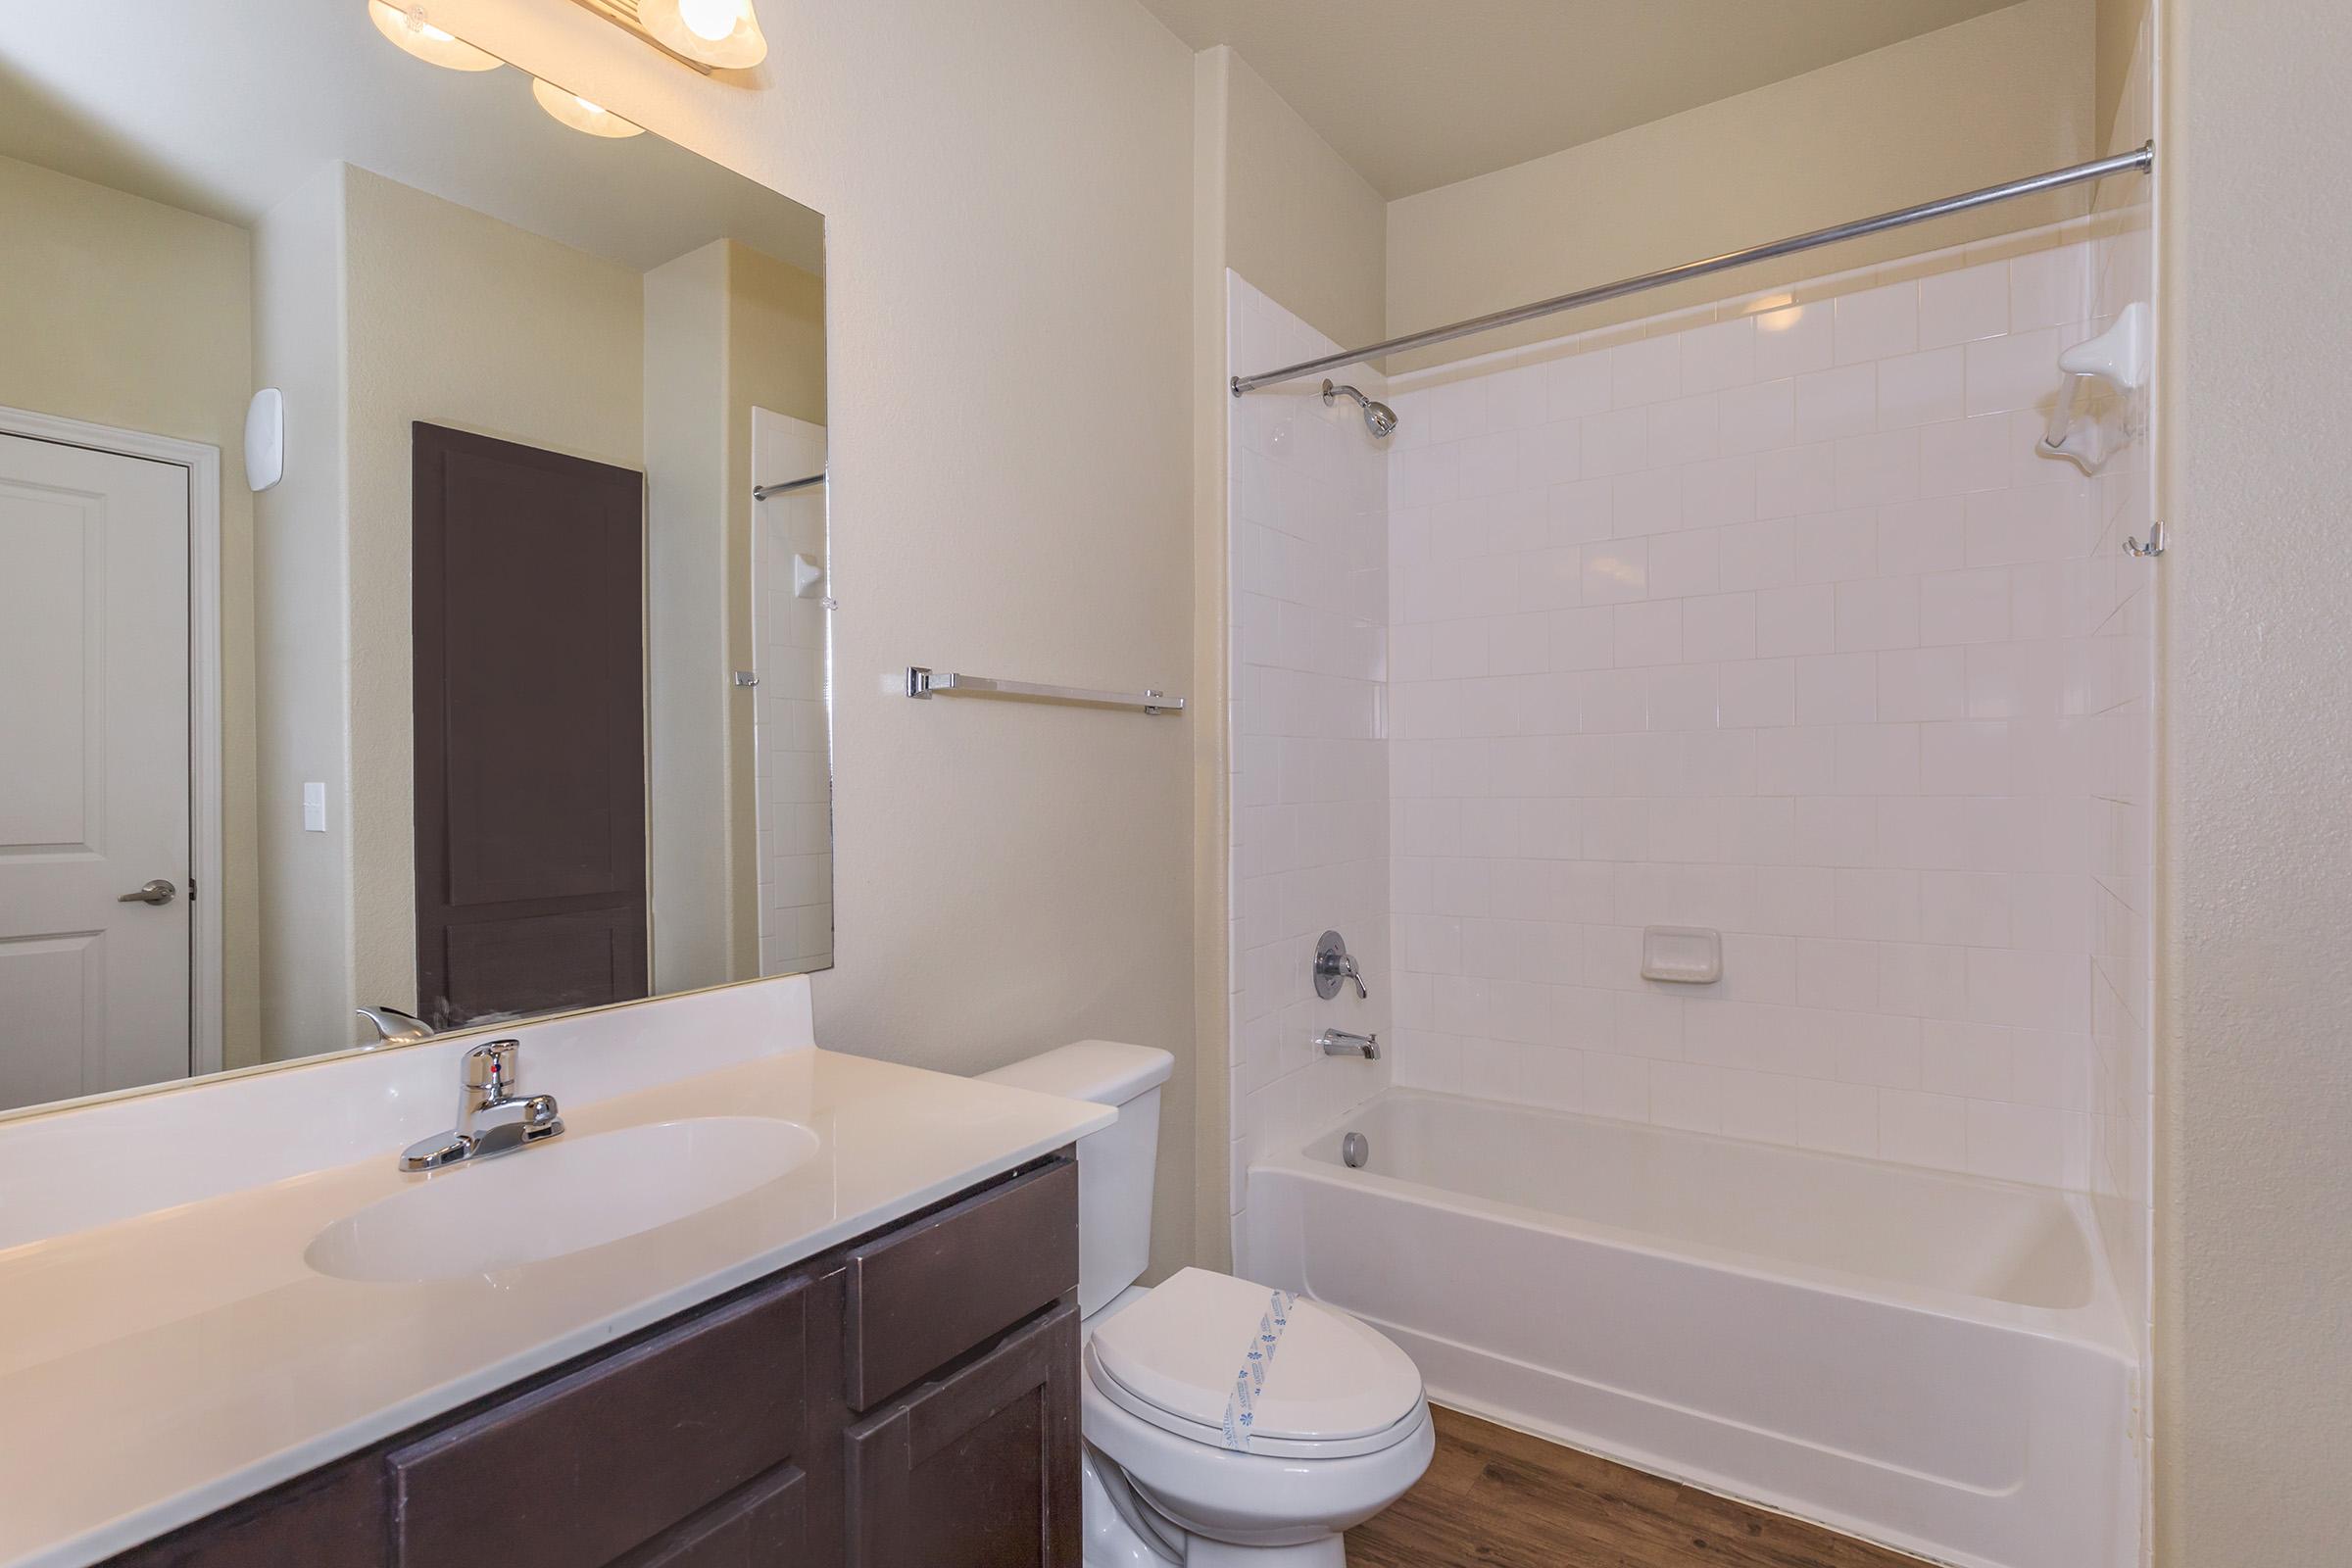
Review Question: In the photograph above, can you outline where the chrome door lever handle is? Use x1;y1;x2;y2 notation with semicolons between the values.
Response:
118;879;176;906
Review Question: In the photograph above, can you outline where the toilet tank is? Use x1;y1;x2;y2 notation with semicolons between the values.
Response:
978;1041;1173;1317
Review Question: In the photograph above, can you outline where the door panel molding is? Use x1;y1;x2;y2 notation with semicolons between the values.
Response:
411;423;649;1030
0;403;222;1081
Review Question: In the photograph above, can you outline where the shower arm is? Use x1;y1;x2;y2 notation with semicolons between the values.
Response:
1231;143;2155;395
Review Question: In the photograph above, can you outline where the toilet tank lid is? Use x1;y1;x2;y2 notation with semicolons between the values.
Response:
978;1041;1172;1105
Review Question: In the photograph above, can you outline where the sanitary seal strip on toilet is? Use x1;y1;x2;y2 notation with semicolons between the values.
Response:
1086;1268;1425;1456
1220;1289;1297;1450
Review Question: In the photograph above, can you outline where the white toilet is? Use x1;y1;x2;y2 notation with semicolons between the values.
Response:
981;1042;1434;1567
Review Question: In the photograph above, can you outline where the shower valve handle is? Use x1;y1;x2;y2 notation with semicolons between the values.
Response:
1314;930;1369;1001
1333;955;1368;1000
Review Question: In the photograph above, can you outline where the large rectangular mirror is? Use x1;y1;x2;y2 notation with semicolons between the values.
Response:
0;0;832;1115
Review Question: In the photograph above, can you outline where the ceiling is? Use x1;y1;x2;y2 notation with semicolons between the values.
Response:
1140;0;2027;199
0;0;823;274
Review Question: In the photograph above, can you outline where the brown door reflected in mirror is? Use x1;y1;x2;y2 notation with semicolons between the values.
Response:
412;423;649;1030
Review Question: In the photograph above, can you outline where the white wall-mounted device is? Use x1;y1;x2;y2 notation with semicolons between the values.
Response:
2040;302;2150;473
245;388;285;493
792;553;827;600
2058;300;2151;393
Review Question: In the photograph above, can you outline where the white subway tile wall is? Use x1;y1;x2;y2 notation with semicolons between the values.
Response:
752;416;834;977
2087;4;2159;1386
1226;273;1392;1250
1381;223;2152;1191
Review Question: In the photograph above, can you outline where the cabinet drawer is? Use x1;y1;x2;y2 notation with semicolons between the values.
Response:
610;1465;807;1567
387;1276;808;1568
101;1461;383;1568
843;1156;1078;1411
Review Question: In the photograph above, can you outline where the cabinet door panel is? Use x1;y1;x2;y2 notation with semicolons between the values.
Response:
612;1465;808;1567
388;1276;808;1568
844;1301;1080;1568
100;1461;383;1568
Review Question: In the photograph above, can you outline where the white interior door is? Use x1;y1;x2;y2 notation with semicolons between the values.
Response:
0;432;190;1110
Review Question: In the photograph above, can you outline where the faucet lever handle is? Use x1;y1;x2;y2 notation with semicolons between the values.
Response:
464;1039;520;1096
1314;930;1371;1001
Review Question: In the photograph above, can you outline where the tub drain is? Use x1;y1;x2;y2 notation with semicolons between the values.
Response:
1340;1131;1369;1169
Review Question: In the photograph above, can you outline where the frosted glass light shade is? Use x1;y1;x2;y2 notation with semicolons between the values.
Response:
366;1;502;72
530;78;646;138
638;0;768;69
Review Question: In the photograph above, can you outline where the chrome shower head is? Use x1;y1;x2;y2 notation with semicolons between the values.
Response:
1322;379;1398;439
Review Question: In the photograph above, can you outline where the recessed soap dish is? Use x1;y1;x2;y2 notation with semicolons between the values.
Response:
1641;926;1722;984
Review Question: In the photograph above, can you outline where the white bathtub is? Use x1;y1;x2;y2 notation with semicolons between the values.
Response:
1242;1089;2135;1568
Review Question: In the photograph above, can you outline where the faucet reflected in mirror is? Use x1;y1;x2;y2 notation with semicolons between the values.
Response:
356;1006;435;1047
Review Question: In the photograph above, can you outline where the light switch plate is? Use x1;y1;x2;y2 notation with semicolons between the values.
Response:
302;782;326;833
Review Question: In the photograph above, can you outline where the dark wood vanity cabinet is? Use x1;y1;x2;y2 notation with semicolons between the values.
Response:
844;1302;1081;1568
104;1154;1081;1568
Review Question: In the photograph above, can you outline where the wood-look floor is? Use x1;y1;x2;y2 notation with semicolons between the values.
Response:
1347;1407;1934;1568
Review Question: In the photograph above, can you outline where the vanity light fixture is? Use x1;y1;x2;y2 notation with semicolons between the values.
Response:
366;1;503;72
637;0;769;69
531;77;647;138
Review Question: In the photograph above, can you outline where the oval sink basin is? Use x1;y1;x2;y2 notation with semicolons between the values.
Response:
306;1116;820;1284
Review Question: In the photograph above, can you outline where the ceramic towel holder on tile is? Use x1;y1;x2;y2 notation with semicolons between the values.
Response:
1640;927;1722;985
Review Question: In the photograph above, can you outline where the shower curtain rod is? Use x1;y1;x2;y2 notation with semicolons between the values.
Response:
753;471;827;501
1230;143;2155;396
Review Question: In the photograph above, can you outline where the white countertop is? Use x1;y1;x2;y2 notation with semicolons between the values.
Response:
0;1035;1110;1568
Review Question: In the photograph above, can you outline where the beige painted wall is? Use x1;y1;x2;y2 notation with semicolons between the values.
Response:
726;243;827;428
2155;1;2352;1562
644;241;733;997
1201;47;1387;353
426;0;1201;1280
251;165;351;1063
1385;0;2096;371
340;165;645;1040
1189;59;1234;1270
2096;0;2154;155
0;154;264;1069
1188;42;1390;1263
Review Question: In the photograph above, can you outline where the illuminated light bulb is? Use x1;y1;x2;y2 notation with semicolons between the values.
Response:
531;77;647;138
637;0;768;69
367;1;503;72
677;0;741;42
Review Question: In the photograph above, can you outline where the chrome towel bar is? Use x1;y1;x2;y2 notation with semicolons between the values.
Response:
904;666;1185;714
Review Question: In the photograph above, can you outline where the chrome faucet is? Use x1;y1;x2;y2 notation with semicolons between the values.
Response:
1314;931;1369;1001
399;1039;564;1172
357;1004;434;1048
1317;1028;1381;1060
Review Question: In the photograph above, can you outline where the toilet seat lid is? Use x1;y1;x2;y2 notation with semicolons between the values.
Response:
1086;1269;1423;1448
